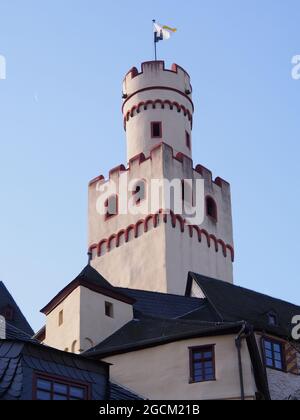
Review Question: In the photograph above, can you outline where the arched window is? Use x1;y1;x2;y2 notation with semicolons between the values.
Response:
132;180;146;205
105;195;118;220
206;196;218;222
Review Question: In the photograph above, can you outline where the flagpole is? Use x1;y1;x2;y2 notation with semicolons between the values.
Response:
153;19;157;61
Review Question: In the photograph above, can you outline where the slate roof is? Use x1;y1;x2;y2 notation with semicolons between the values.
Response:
185;273;300;339
0;339;109;400
117;287;209;319
85;317;244;358
0;282;34;340
110;383;144;400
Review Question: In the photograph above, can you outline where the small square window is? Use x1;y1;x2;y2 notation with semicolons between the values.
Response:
151;122;162;138
105;302;114;318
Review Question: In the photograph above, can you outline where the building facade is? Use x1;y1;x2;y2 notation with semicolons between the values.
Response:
1;60;299;401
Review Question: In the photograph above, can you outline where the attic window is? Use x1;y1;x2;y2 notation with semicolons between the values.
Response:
268;313;278;327
105;302;114;318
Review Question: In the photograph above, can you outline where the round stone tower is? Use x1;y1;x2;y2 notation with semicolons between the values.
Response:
122;61;194;162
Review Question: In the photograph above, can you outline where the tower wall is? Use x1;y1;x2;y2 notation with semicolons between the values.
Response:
123;61;194;162
88;144;234;293
88;62;235;294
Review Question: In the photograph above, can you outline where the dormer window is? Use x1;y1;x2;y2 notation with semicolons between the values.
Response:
268;312;278;327
105;195;118;220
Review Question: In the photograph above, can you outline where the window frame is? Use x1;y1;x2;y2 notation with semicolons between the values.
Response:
189;345;216;384
151;121;162;139
262;337;286;372
33;372;90;401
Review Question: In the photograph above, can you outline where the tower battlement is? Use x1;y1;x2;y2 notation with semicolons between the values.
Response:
123;61;192;99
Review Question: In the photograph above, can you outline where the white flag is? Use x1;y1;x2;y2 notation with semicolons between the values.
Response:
154;23;177;41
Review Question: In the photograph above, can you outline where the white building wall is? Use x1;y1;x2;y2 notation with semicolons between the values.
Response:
43;286;134;354
104;335;257;401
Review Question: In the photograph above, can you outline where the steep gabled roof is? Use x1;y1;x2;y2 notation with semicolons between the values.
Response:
85;316;244;358
41;265;135;315
186;273;300;338
0;282;34;339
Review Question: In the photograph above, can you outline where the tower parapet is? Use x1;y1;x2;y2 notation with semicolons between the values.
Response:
122;61;194;162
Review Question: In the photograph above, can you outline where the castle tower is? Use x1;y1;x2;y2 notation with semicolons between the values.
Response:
123;61;193;161
88;61;234;295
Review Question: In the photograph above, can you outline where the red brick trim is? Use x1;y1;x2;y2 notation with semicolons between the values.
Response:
89;210;235;262
124;99;193;131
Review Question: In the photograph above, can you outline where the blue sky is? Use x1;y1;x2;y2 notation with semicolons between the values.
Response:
0;0;299;331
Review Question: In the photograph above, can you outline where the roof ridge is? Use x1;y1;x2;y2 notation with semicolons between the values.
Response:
117;286;204;301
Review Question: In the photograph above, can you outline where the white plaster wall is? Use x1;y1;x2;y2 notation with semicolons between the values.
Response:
44;287;81;353
162;146;234;246
92;223;168;292
104;335;257;401
165;225;233;295
88;145;164;247
79;286;133;352
89;143;234;294
125;104;192;162
44;286;134;354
